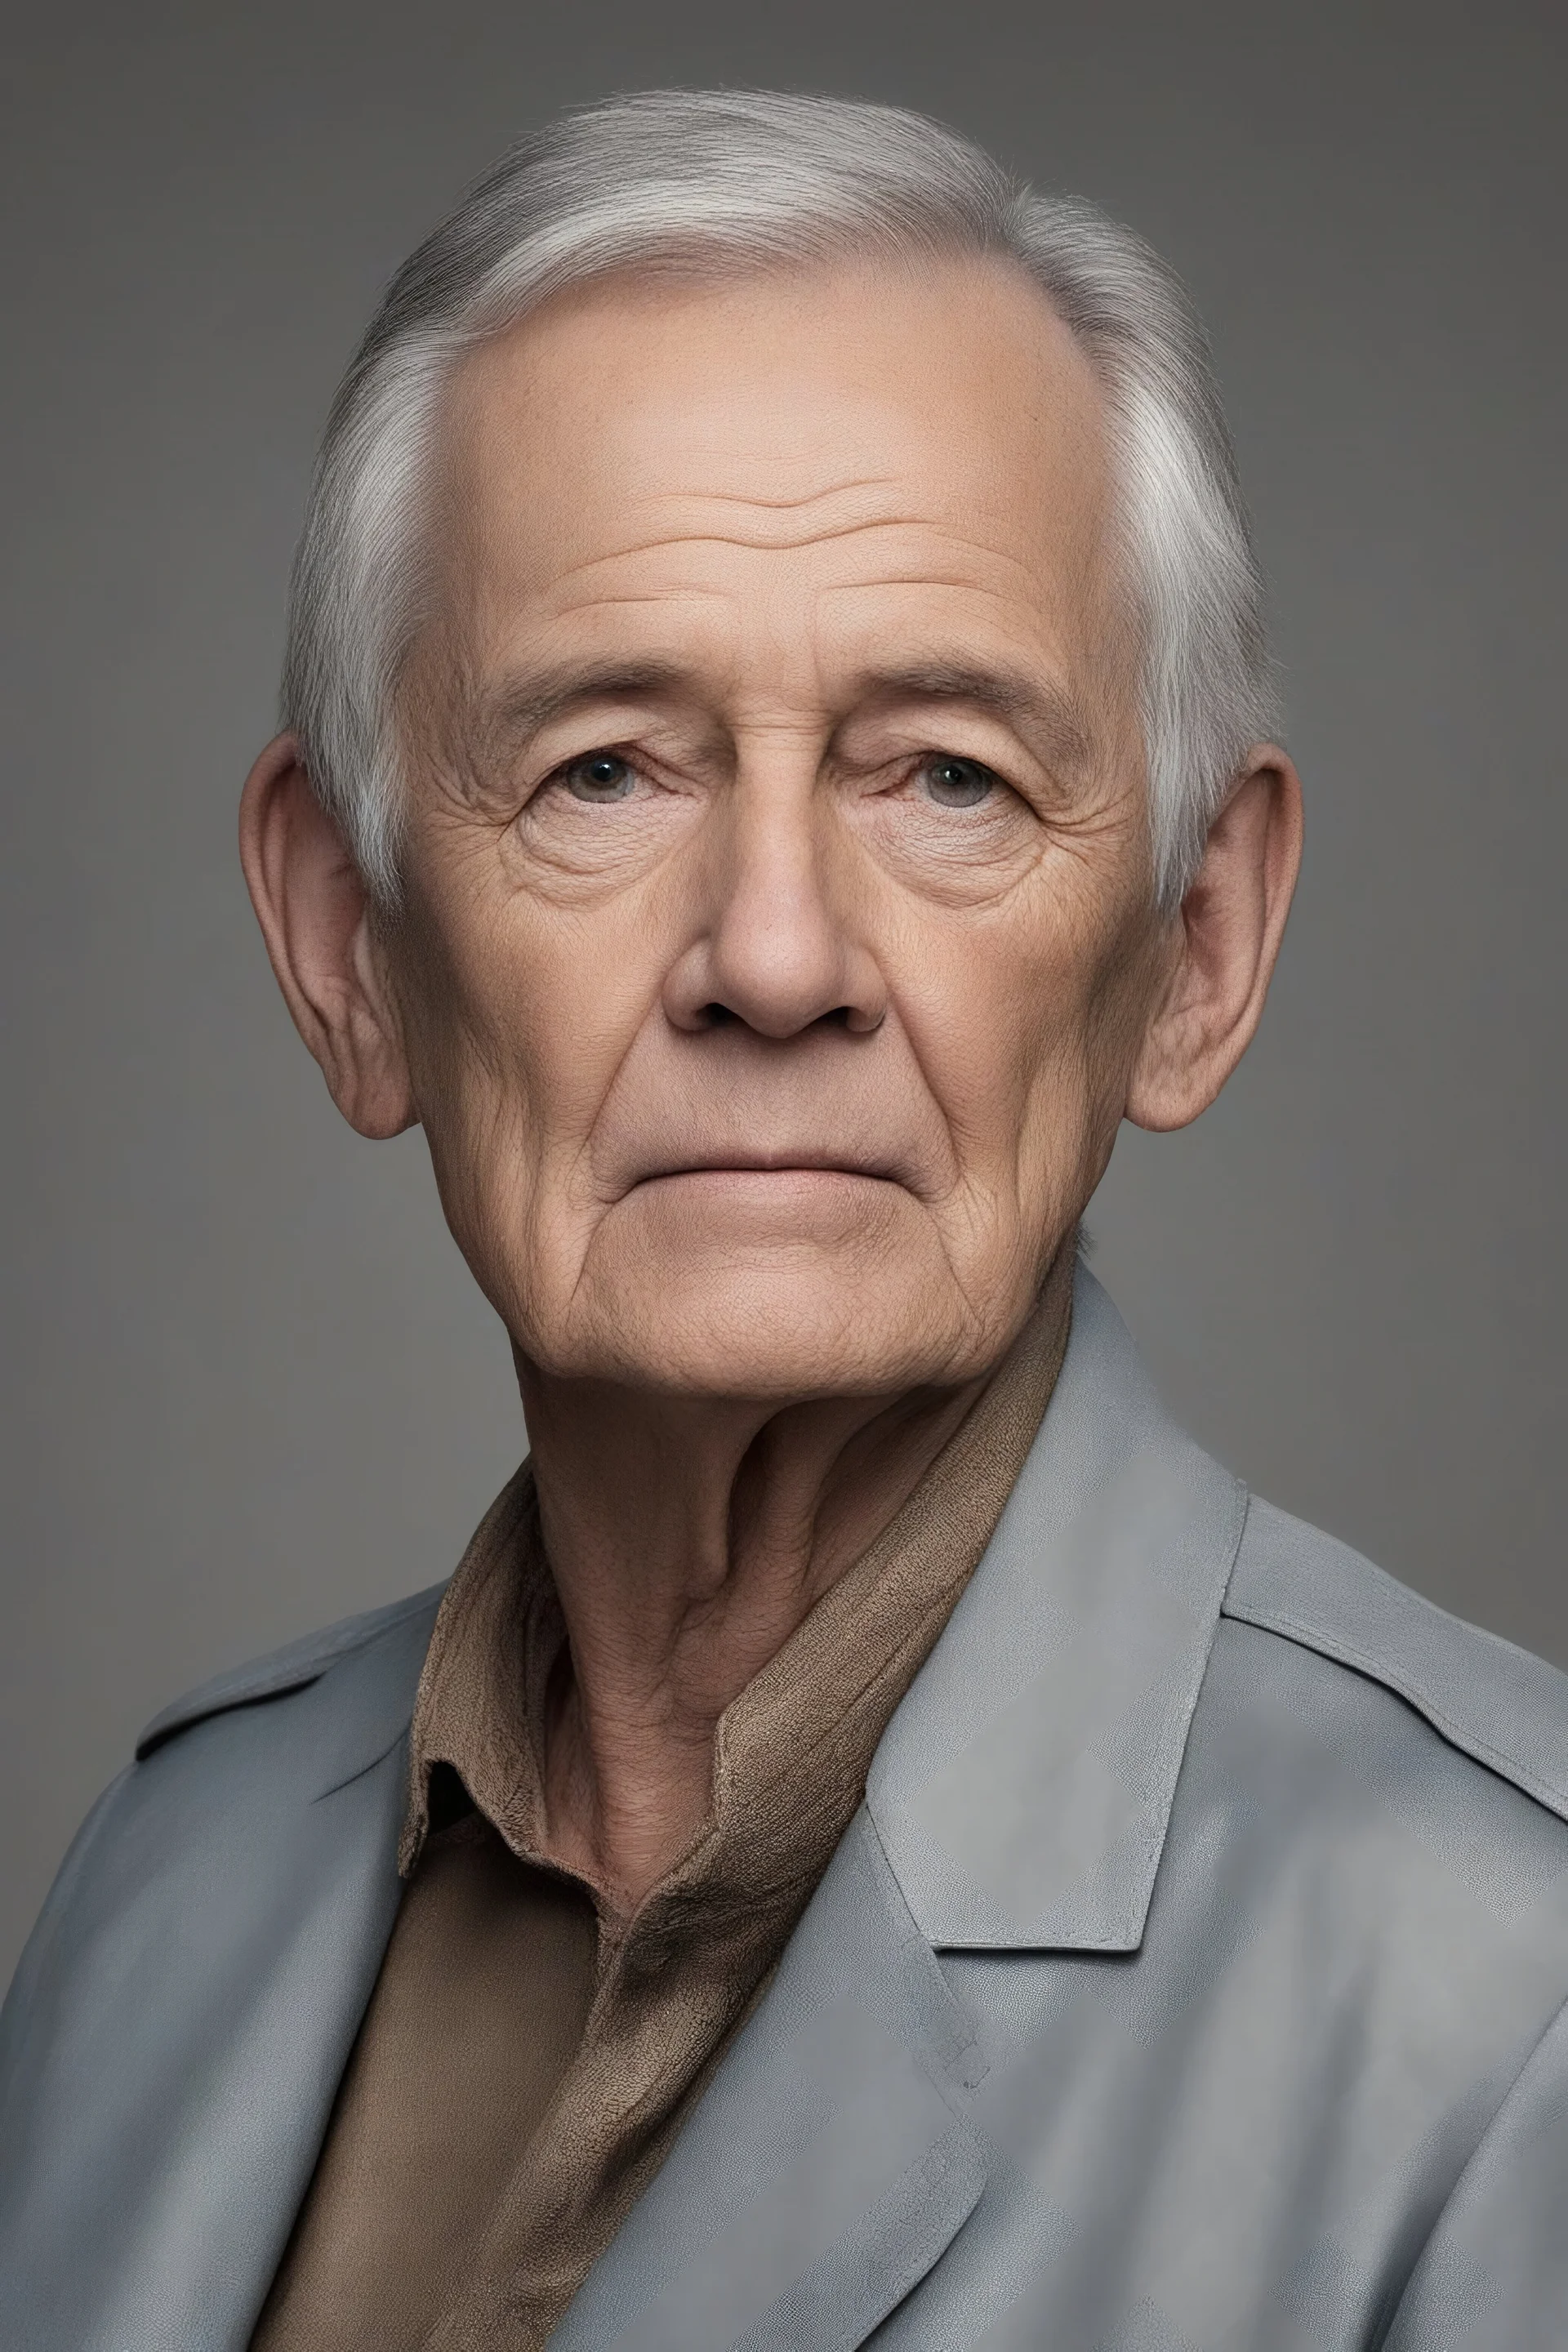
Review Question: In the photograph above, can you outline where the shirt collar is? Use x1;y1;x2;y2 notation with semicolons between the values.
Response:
398;1263;1075;1908
866;1263;1246;1953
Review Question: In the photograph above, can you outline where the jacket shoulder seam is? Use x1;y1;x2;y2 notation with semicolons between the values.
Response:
134;1581;447;1759
1223;1590;1568;1819
1223;1503;1568;1825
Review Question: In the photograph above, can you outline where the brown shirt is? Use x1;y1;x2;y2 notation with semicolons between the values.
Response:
252;1277;1070;2351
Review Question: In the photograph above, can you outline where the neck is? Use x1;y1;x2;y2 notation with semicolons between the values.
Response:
514;1254;1076;1915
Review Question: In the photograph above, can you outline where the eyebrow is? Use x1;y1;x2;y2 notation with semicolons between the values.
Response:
470;652;1098;778
849;660;1098;777
475;659;693;753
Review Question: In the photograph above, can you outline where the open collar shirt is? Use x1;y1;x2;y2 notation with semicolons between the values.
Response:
250;1276;1072;2350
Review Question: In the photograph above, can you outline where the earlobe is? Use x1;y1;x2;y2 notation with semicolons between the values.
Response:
238;734;418;1139
1125;746;1303;1134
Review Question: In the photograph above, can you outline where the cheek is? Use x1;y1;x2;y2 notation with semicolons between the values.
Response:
892;888;1154;1210
1013;911;1165;1192
394;886;668;1254
395;970;546;1311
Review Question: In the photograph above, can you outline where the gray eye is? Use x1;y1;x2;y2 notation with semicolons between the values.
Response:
920;755;996;808
564;753;636;802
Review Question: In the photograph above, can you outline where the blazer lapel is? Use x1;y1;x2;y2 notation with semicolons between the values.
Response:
0;1596;437;2352
869;1263;1247;1955
549;1810;987;2352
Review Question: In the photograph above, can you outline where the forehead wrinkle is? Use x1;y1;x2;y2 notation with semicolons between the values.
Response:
653;470;906;514
544;509;986;566
521;519;1080;633
809;541;1078;604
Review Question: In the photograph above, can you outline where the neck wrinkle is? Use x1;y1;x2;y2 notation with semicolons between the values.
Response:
399;1238;1076;1913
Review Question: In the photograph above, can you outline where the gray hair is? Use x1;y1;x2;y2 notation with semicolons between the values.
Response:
283;88;1277;909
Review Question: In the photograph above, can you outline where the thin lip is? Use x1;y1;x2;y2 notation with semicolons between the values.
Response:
627;1151;911;1186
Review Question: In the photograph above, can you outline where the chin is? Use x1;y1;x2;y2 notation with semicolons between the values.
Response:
572;1245;971;1401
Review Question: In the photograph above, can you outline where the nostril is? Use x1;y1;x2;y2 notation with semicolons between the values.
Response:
700;1003;734;1028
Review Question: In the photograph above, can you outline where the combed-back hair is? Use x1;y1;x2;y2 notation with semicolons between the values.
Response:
283;88;1277;907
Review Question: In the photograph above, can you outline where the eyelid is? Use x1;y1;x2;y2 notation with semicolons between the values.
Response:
906;748;1015;798
920;750;1002;777
535;742;648;792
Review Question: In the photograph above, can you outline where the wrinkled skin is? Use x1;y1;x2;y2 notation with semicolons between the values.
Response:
242;256;1300;1905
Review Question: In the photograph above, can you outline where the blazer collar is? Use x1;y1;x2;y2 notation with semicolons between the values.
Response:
866;1263;1246;1953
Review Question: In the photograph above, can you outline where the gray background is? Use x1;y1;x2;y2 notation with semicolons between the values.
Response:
2;0;1562;1987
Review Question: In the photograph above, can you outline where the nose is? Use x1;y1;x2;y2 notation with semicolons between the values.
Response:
662;761;886;1039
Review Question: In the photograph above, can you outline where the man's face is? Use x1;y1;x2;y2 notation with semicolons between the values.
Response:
387;255;1169;1400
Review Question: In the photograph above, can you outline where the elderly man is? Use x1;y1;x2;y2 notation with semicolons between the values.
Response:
4;87;1567;2352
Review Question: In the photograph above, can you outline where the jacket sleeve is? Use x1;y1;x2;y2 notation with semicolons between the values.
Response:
1383;1989;1568;2350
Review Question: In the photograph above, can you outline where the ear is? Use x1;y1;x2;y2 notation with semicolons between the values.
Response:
238;733;417;1139
1125;745;1303;1133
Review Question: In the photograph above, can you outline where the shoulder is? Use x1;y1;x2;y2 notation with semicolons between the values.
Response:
134;1581;448;1759
2;1581;444;2094
1219;1493;1568;1828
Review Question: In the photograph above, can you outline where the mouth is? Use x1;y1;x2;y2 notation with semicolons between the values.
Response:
627;1149;912;1192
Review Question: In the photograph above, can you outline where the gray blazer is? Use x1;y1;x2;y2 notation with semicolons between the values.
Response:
6;1268;1568;2350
